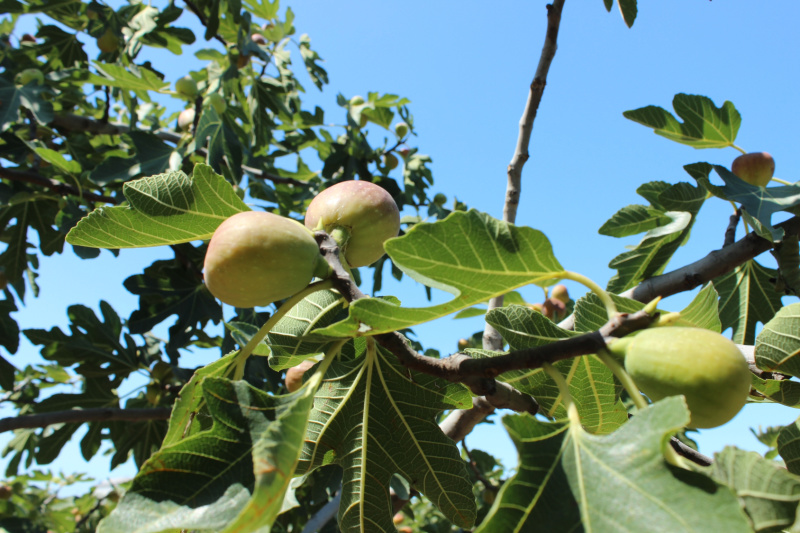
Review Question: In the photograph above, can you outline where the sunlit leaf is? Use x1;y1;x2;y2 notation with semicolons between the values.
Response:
314;210;564;336
624;94;740;149
755;303;800;377
66;164;249;248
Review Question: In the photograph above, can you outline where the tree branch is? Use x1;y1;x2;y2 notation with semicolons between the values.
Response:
0;165;117;204
559;215;800;330
484;0;566;352
0;407;171;433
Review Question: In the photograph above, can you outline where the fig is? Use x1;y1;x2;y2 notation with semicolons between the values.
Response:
96;28;118;53
204;211;325;308
175;76;198;98
204;93;227;114
285;360;316;392
550;284;569;304
349;95;365;106
15;68;43;86
20;34;36;44
177;108;195;131
383;153;399;170
251;33;267;45
731;152;775;187
304;181;400;267
394;122;409;138
622;327;751;428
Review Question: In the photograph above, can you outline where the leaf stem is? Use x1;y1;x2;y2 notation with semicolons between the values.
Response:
542;362;575;416
731;144;747;155
596;350;647;411
557;271;617;320
233;279;336;380
771;177;793;186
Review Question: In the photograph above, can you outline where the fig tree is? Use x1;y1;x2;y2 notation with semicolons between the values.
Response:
731;152;775;187
204;211;326;308
622;327;751;428
304;180;400;267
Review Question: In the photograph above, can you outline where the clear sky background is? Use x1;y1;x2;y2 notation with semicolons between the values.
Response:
3;0;800;490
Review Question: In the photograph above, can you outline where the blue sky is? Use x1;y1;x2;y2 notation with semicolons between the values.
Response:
3;0;800;488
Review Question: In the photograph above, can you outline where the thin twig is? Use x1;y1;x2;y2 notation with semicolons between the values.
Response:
723;210;740;247
462;439;500;492
0;407;171;433
669;437;712;467
0;165;117;204
484;0;567;351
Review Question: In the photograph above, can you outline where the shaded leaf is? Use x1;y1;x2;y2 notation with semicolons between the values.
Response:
474;415;580;532
298;340;475;532
711;447;800;533
485;305;627;434
605;181;706;293
714;260;783;345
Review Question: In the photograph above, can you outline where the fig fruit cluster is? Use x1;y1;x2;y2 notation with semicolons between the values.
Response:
203;181;400;308
620;327;751;428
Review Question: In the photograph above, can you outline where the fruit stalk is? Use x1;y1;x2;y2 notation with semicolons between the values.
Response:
232;279;335;379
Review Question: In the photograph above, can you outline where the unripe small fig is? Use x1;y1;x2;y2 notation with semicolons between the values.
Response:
15;68;43;86
392;513;405;525
96;28;118;53
0;484;11;499
394;122;409;138
731;152;775;187
285;360;317;392
541;298;566;321
550;284;569;304
527;302;543;313
177;108;195;131
457;338;470;351
251;33;267;45
175;76;198;98
236;53;250;69
204;93;227;114
349;95;365;106
622;327;751;428
433;193;447;206
383;153;399;170
20;34;36;44
204;211;325;308
305;181;400;267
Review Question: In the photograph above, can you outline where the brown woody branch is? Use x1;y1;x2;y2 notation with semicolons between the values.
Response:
0;407;171;433
557;215;800;331
315;232;656;409
0;165;116;204
484;0;566;352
